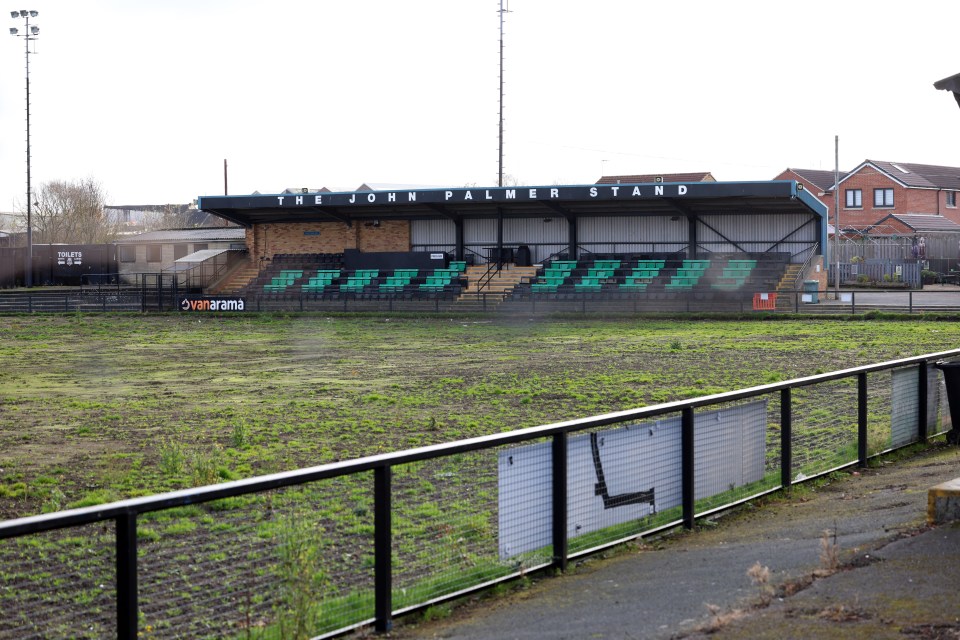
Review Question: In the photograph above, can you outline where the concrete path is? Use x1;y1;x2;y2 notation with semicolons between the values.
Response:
383;444;960;640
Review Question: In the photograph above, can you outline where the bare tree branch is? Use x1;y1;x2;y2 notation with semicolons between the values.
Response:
26;178;121;244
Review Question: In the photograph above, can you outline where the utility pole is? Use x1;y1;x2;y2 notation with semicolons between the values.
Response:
834;135;840;300
498;0;508;188
10;10;40;287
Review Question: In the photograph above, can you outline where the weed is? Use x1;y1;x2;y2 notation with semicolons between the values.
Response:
746;561;773;605
232;420;250;449
701;603;745;632
818;527;840;574
420;604;452;622
190;448;222;487
272;512;327;639
159;439;186;476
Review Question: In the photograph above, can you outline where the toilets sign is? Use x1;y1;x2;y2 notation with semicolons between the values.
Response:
57;251;82;267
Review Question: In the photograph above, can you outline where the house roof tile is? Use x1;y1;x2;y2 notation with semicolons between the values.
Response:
876;214;960;233
596;172;715;184
864;161;960;190
781;168;844;191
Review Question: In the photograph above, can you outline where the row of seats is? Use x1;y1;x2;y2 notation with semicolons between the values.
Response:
258;262;468;296
524;256;781;295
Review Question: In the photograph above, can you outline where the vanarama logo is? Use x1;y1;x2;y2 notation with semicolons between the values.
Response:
179;297;245;312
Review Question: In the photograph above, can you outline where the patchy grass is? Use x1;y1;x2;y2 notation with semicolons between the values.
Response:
1;314;958;519
1;313;958;637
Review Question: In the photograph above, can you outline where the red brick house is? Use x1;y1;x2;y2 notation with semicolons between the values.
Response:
774;163;960;274
779;161;960;231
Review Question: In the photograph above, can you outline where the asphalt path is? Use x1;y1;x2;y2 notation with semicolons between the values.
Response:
383;445;960;640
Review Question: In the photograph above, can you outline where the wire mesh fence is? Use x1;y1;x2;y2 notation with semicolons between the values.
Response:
0;522;116;640
136;476;377;639
1;351;958;639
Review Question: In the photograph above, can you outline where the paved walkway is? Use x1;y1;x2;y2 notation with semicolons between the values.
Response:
386;444;960;639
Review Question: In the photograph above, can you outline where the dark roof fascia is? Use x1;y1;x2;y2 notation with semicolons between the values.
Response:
198;181;826;227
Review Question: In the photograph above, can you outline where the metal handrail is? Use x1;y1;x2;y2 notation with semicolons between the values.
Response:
792;242;820;291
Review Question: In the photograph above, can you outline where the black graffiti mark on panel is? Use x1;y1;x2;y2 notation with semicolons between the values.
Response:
590;432;655;511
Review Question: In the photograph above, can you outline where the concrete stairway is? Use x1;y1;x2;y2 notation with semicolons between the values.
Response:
774;264;803;309
455;264;539;310
207;260;260;295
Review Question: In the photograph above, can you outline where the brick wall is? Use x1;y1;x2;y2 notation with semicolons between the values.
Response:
805;255;827;290
836;166;940;228
246;221;410;261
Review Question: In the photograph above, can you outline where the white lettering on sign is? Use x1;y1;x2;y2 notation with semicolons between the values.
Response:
179;298;246;312
243;182;702;211
56;251;83;266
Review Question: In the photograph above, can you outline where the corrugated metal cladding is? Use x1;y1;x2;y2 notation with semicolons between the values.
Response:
411;219;455;246
577;217;684;256
578;217;687;243
502;218;568;244
697;214;817;260
464;218;496;244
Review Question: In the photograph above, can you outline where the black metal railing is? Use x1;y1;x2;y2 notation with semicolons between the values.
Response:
1;349;957;639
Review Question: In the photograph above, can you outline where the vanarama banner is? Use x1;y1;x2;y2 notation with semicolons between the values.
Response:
179;297;246;312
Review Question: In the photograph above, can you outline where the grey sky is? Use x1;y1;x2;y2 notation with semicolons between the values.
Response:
2;0;957;211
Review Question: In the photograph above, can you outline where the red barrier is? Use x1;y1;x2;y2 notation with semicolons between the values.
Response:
752;292;777;310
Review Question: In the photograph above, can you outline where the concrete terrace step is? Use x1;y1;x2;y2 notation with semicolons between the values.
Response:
209;262;260;295
454;264;538;308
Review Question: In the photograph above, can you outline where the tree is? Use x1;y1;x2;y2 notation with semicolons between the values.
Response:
28;177;121;244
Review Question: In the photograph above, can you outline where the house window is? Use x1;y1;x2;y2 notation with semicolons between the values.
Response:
874;188;894;208
948;191;957;208
119;246;136;263
193;243;208;252
174;244;189;260
845;189;862;208
146;244;162;263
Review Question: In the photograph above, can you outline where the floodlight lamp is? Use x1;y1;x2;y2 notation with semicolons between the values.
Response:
10;11;18;18
29;25;37;34
29;10;36;16
9;27;17;34
19;10;27;17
